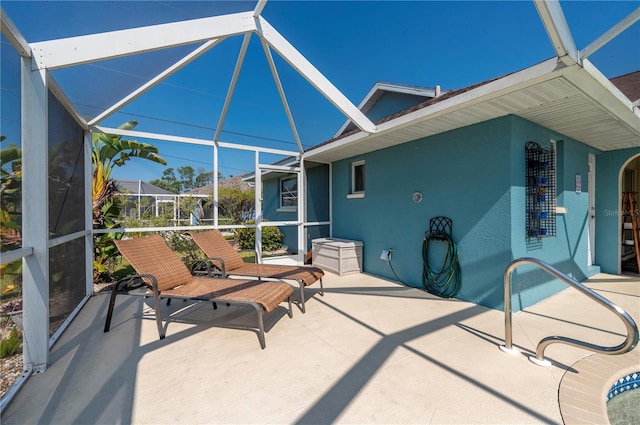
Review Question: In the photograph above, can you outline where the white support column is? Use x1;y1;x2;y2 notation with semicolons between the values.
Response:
257;16;377;134
89;39;223;125
253;0;268;17
260;38;304;153
534;0;579;65
21;58;49;373
581;8;640;60
84;131;93;296
213;33;252;145
297;157;306;265
138;180;142;220
213;145;219;227
254;151;262;263
329;163;333;237
30;11;256;70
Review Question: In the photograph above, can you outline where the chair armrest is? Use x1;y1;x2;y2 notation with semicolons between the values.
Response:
188;257;227;277
112;273;159;295
112;274;148;292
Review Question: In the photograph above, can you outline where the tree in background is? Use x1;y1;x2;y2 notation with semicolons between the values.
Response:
92;121;166;282
150;166;215;194
218;187;255;224
0;136;22;297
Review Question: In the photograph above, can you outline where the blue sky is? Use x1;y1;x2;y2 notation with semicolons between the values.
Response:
1;1;639;183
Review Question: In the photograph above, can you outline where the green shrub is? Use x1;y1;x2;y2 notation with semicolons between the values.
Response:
236;221;283;252
0;326;22;358
163;231;202;262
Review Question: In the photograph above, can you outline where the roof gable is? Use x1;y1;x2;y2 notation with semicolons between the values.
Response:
335;82;447;137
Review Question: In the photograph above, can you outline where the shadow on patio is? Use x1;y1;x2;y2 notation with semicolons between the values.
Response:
2;272;638;424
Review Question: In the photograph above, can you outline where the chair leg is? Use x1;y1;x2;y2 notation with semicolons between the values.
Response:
319;278;324;296
104;281;122;332
152;290;166;339
298;282;306;314
287;297;293;318
250;303;266;349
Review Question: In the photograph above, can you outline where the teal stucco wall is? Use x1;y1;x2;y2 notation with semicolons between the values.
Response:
595;148;640;273
262;162;330;252
331;115;602;311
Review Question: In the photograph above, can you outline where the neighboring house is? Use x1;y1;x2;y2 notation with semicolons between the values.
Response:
185;175;255;223
116;179;177;219
263;64;640;312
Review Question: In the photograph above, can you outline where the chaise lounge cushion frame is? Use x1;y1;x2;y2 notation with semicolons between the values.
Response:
104;234;293;349
187;229;324;313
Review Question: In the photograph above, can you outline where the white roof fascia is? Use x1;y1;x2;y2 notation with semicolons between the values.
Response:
89;38;224;126
260;38;304;153
333;82;444;137
534;0;579;65
373;82;441;97
565;59;640;133
93;126;300;157
213;33;252;146
375;59;567;134
30;11;257;70
259;164;301;173
256;16;377;134
1;8;31;57
303;126;374;161
581;8;640;60
253;0;268;17
304;58;566;160
47;74;88;130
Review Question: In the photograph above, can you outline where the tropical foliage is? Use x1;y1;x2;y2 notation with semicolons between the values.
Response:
0;136;22;252
0;136;22;297
92;121;166;282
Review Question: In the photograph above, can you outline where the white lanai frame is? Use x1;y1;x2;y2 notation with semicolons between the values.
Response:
28;1;377;262
1;0;638;381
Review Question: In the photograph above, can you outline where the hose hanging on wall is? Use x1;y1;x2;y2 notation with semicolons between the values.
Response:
422;216;461;298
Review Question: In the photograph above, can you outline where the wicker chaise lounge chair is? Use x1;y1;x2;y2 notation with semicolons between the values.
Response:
188;229;324;313
104;234;293;349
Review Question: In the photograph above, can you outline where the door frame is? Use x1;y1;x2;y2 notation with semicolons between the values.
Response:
588;153;596;267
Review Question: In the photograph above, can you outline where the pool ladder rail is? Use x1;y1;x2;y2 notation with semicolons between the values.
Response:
499;257;639;367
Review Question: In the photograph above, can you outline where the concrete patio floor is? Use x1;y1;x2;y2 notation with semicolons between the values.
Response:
2;271;639;424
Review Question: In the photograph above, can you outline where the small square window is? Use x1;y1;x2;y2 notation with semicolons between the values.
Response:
280;177;297;208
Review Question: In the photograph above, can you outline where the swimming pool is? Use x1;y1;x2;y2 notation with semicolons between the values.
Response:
607;371;640;425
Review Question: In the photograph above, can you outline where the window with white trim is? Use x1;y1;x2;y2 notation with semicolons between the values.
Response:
280;176;297;209
349;160;365;198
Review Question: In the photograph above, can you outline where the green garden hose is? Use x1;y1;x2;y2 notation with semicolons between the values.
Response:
421;233;461;298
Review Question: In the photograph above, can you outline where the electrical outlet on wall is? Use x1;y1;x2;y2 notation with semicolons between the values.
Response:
380;249;391;261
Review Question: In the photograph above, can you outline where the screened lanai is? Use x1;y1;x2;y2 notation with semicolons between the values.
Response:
1;0;639;410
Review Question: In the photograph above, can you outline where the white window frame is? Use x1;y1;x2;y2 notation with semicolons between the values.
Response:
278;175;298;211
348;160;365;199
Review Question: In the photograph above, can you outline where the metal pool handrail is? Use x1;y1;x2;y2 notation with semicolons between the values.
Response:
500;257;639;367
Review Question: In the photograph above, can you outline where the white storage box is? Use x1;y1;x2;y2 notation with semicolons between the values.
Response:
312;238;363;276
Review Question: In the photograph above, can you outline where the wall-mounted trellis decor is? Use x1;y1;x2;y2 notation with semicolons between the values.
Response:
525;141;556;239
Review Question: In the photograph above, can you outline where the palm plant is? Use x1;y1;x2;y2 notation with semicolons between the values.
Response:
92;121;166;281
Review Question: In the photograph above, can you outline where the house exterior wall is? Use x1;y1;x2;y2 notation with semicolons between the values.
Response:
596;147;640;273
262;163;330;252
331;115;603;311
